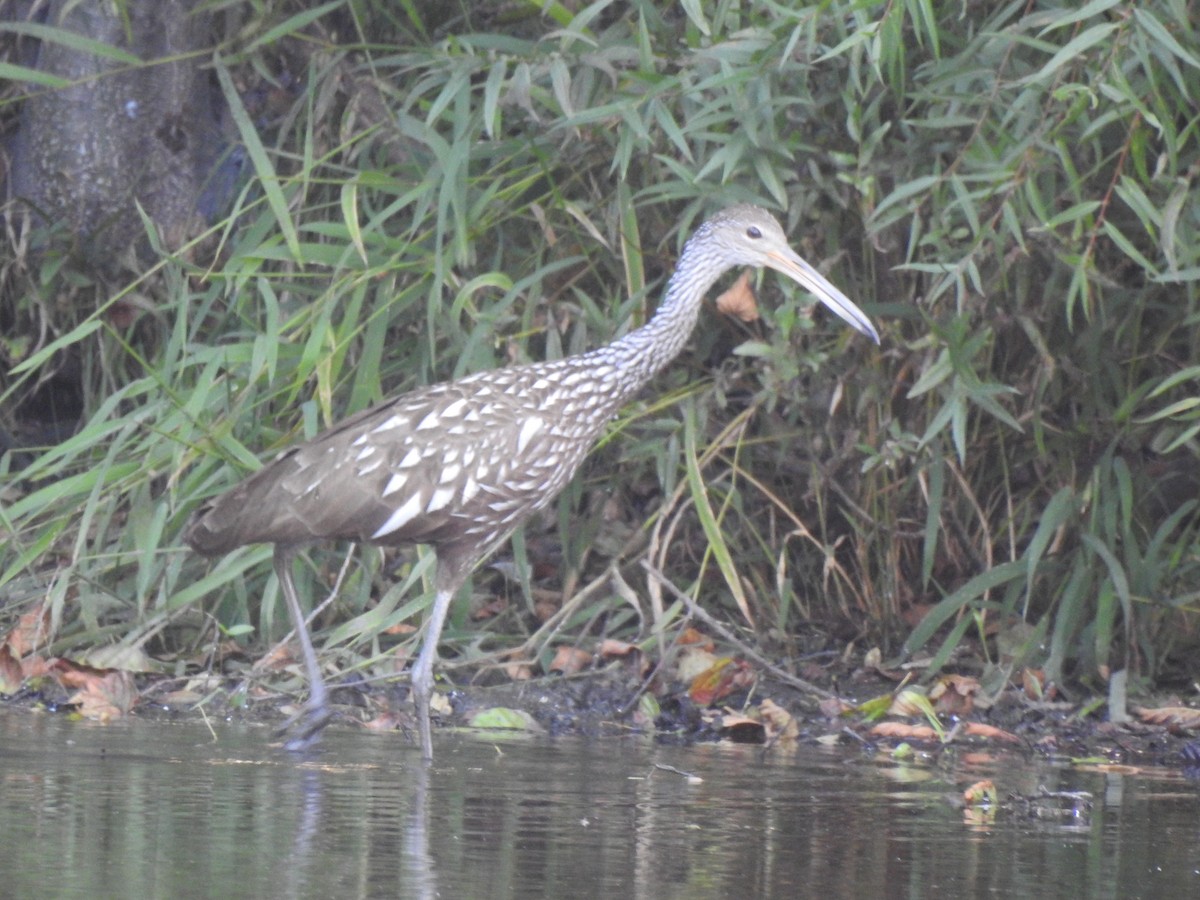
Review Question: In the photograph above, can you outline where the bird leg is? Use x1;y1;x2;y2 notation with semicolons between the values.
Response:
273;546;333;750
410;586;456;761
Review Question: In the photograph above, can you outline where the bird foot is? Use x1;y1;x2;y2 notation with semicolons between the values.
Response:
274;701;335;751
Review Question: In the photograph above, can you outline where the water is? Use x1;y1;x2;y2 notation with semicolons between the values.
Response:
1;711;1198;899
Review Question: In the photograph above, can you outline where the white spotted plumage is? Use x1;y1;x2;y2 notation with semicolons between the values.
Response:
184;204;879;760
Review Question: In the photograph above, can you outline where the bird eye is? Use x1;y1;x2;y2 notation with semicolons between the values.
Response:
746;226;762;239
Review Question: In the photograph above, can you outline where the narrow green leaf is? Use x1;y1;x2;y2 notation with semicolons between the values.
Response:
683;408;750;624
904;561;1025;653
242;1;344;54
679;0;711;36
214;57;300;262
341;181;367;265
1025;488;1077;591
9;319;102;374
1132;8;1200;71
1020;23;1117;84
921;457;944;588
0;21;141;63
0;61;70;88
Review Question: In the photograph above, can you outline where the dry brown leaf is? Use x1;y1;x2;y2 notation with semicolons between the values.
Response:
887;687;930;718
68;670;137;722
19;654;53;679
862;646;906;681
677;627;714;650
759;698;799;742
715;270;759;322
962;779;997;807
674;645;719;682
930;674;980;716
1021;667;1057;700
598;639;637;658
963;722;1021;744
688;658;753;706
503;661;534;682
363;711;403;732
1135;705;1200;729
5;603;52;657
0;644;23;694
870;721;940;741
548;646;593;675
471;594;508;621
49;658;112;689
1078;763;1144;775
429;692;452;717
256;642;298;673
818;696;855;718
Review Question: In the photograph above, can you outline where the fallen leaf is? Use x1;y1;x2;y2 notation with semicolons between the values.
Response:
962;779;998;806
689;658;753;706
362;711;404;732
715;270;759;322
548;646;593;675
870;722;941;742
598;639;637;658
1135;705;1200;729
930;674;980;716
85;644;153;673
257;642;297;673
888;687;936;719
963;722;1021;744
5;603;52;657
674;646;719;682
468;707;542;732
759;698;798;742
1076;763;1143;775
0;644;23;693
856;692;895;721
472;595;508;621
503;662;534;682
429;692;452;718
633;693;660;728
862;648;908;681
49;658;113;689
711;712;766;743
1021;667;1043;700
819;696;854;718
677;627;714;650
67;670;137;722
20;653;53;680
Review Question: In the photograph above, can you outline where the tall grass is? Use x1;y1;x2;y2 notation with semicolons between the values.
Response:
1;0;1197;697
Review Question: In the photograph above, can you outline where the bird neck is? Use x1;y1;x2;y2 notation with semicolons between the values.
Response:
584;234;731;402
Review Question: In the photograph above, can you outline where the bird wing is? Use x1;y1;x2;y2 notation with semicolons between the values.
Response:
187;367;591;555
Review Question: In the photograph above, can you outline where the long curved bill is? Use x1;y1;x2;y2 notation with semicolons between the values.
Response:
764;248;880;344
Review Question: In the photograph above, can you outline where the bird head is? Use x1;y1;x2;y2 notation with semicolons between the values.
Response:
702;205;880;344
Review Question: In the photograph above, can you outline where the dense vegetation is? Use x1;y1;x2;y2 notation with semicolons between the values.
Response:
2;0;1197;708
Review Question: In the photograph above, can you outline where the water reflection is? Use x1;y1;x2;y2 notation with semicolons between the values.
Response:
1;712;1198;898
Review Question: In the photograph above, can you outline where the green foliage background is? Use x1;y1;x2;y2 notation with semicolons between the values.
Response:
2;0;1198;698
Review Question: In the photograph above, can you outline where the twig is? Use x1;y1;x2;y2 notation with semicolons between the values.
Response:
640;560;838;702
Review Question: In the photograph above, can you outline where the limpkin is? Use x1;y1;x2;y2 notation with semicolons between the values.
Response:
185;204;879;760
